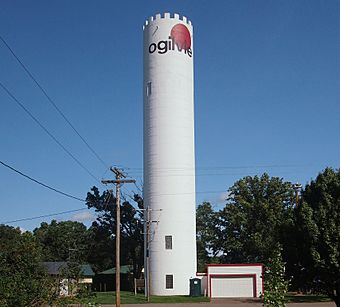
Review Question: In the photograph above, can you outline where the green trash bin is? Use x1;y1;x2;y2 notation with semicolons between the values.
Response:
189;278;201;297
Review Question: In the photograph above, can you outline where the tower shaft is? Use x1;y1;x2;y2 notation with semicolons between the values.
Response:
143;13;196;295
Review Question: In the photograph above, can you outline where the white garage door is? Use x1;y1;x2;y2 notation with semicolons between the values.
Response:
211;276;254;298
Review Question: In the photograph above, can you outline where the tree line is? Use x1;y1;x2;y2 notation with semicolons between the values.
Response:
0;167;339;306
197;168;339;306
0;190;144;306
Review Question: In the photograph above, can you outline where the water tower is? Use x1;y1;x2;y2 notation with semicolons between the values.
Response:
143;13;196;295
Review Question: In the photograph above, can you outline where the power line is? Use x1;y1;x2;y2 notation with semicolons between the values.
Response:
148;190;227;197
133;181;143;194
1;208;87;224
122;191;136;203
134;170;300;178
123;164;307;172
121;185;226;198
0;160;85;202
0;82;100;184
0;190;225;226
0;34;109;170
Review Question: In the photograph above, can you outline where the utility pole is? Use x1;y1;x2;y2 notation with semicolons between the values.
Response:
145;208;151;301
143;207;161;301
102;167;135;307
293;183;302;207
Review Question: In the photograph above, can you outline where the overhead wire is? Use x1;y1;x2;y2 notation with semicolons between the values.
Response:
1;188;229;225
103;189;113;211
0;160;86;202
130;171;301;178
147;190;227;197
133;181;143;194
0;158;227;225
0;34;109;170
122;165;307;179
122;192;136;203
0;82;100;184
123;164;306;172
1;208;88;224
0;160;102;225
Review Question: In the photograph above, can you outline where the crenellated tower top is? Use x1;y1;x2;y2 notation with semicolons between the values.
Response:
143;13;192;30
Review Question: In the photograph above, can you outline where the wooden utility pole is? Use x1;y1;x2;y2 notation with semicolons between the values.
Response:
146;208;151;301
102;167;135;307
293;183;302;207
143;207;161;301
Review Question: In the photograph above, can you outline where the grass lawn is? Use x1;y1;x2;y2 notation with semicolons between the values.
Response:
58;291;333;305
285;293;332;303
55;291;209;305
94;291;210;304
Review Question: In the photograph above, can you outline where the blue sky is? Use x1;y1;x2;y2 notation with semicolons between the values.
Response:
0;0;339;231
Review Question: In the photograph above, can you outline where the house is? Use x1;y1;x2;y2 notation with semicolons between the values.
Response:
42;261;95;296
92;265;134;292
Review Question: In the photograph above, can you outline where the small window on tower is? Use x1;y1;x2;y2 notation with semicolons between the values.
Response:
165;235;172;250
146;81;152;96
166;274;173;289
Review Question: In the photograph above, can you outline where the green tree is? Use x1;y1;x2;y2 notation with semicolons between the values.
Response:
217;174;295;264
297;168;340;306
86;221;114;272
33;220;90;263
196;202;219;271
263;245;289;307
0;225;55;306
86;186;144;277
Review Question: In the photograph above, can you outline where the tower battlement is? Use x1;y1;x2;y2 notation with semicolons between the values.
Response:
143;13;192;30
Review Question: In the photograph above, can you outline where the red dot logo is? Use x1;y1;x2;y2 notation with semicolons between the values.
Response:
170;24;191;50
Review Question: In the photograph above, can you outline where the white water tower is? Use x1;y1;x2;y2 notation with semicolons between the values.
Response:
143;13;196;295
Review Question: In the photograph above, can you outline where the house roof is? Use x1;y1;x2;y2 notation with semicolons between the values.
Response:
81;264;95;276
42;262;95;277
99;265;133;275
